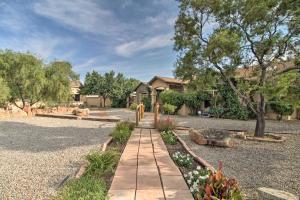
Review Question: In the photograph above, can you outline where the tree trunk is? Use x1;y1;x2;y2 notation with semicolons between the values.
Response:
254;94;266;137
255;111;265;137
103;97;106;108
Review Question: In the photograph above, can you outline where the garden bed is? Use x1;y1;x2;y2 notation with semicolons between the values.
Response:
160;128;243;200
54;121;134;200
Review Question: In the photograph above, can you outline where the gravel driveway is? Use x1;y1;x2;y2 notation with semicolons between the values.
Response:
170;115;300;134
0;117;114;200
177;130;300;199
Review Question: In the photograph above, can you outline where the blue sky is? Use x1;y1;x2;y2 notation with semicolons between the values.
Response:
0;0;179;82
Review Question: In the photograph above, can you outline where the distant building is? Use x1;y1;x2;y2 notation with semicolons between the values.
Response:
70;80;82;101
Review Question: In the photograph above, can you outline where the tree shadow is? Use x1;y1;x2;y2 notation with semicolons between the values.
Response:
0;121;113;152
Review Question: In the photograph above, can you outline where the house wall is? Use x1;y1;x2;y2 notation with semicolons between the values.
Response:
151;79;169;90
81;95;112;107
135;84;150;104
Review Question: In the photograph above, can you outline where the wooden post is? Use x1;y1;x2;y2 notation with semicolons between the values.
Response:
136;105;139;127
141;103;144;119
154;103;159;128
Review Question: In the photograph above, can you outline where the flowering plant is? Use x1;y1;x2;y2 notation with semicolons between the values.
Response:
184;166;210;194
172;151;192;168
157;117;176;132
161;130;177;145
196;162;242;200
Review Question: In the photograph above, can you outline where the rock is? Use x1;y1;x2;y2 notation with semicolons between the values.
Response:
72;108;90;116
189;129;207;145
257;187;299;200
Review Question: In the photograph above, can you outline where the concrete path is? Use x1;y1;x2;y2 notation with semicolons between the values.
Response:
108;128;193;200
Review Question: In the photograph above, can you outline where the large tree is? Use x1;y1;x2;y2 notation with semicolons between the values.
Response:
174;0;300;136
44;61;79;102
0;50;45;109
0;77;10;105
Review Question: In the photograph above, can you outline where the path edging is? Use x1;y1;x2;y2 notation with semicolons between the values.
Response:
173;130;216;172
74;136;113;179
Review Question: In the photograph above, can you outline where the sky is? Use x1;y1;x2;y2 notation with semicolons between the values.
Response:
0;0;179;82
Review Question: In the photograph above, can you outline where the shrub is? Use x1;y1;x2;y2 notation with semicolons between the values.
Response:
85;150;120;178
111;98;127;108
161;130;177;145
184;92;203;114
196;162;242;200
162;103;177;115
160;90;184;109
270;101;294;120
142;97;151;112
111;121;134;144
156;117;176;132
184;166;210;194
55;176;107;200
130;102;138;110
209;107;224;118
172;151;193;168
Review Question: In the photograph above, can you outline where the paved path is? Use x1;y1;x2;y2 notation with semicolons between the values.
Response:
108;127;193;200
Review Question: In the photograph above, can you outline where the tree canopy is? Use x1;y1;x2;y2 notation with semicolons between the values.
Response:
81;70;139;107
0;50;78;109
174;0;300;136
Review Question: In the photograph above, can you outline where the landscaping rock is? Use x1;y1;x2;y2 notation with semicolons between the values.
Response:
189;129;207;145
189;128;235;147
72;108;90;116
257;187;299;200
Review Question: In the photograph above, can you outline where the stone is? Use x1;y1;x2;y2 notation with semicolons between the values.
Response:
189;128;207;145
257;187;299;200
72;108;90;116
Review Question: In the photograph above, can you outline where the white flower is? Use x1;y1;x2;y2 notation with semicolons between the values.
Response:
184;174;187;178
193;170;199;175
187;179;192;184
199;175;209;180
197;166;201;170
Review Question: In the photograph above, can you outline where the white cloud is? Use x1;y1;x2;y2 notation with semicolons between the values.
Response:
115;33;173;57
75;57;97;69
33;0;122;35
1;34;73;60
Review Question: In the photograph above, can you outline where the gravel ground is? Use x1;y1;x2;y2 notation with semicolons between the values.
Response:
105;108;136;121
0;117;115;200
169;115;300;134
177;130;300;199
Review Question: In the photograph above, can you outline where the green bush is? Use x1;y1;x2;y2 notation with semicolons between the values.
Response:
111;121;134;144
130;102;138;110
157;117;177;132
111;98;127;108
85;150;120;178
184;92;203;114
160;90;184;109
270;101;294;120
55;176;107;200
161;130;177;145
209;107;224;118
142;97;151;112
162;103;176;114
218;84;249;120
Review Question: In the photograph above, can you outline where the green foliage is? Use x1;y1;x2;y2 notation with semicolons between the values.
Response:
160;90;184;109
209;107;224;118
172;151;192;168
0;77;9;105
162;103;176;115
174;0;299;135
184;167;210;194
85;150;120;178
111;121;134;144
130;102;138;110
142;96;151;112
161;130;177;145
0;50;78;109
44;61;78;102
55;176;107;200
270;101;294;119
157;117;176;132
184;92;203;114
81;70;139;107
218;84;249;120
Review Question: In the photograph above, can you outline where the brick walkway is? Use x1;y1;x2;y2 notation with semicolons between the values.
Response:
108;127;193;200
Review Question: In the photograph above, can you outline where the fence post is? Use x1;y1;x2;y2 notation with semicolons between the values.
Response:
154;103;159;128
136;105;139;127
141;103;144;119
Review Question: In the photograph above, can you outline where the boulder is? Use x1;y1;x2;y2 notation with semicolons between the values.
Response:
72;108;90;116
189;128;236;148
189;129;207;145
